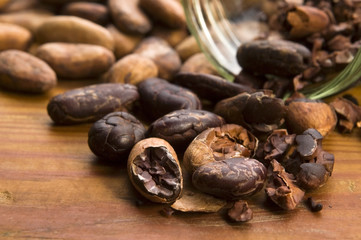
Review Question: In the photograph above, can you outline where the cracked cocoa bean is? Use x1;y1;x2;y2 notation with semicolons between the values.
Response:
88;112;146;161
236;40;311;77
265;160;305;210
47;83;139;125
192;157;267;200
147;109;225;150
138;77;201;120
296;163;328;190
330;96;361;132
128;137;183;203
184;124;258;173
214;92;286;134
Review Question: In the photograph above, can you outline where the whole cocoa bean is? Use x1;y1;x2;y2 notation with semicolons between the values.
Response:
175;36;201;61
192;157;267;200
0;9;53;33
179;53;220;76
108;0;151;34
236;40;311;77
47;83;139;125
104;54;158;85
173;73;253;102
0;50;57;93
61;2;109;26
134;37;181;80
150;25;188;47
128;137;183;203
0;22;32;51
138;78;201;120
88;112;146;161
147;109;225;149
36;16;114;51
139;0;186;28
107;24;143;59
35;43;115;79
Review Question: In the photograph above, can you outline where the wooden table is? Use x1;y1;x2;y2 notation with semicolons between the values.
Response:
0;80;360;240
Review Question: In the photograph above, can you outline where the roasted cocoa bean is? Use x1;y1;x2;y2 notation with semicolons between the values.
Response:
183;124;258;173
214;92;286;133
36;16;114;51
0;50;57;93
134;37;181;80
236;40;311;77
88;112;146;161
128;137;183;203
173;72;253;102
227;200;253;222
138;78;201;120
192;157;267;200
35;43;115;79
147;109;225;150
108;0;151;35
296;163;328;190
47;83;139;125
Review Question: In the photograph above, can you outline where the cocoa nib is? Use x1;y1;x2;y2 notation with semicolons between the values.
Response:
330;96;361;133
214;92;285;134
228;200;253;222
265;160;305;210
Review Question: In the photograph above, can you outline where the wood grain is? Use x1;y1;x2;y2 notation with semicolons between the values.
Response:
0;81;361;240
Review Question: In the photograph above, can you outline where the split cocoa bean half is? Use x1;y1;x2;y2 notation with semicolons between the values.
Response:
128;137;183;203
183;124;258;173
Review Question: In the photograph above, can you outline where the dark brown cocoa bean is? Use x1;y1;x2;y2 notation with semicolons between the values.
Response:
236;40;311;77
47;83;139;125
296;163;328;190
0;50;57;93
147;109;225;150
138;78;201;120
128;137;183;203
88;112;146;161
214;92;286;133
192;157;267;200
172;72;253;102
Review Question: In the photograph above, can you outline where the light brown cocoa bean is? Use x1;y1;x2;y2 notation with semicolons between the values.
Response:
107;24;143;59
0;22;32;51
0;50;57;93
139;0;186;28
35;43;115;79
134;37;181;80
61;2;109;26
175;36;201;61
104;54;158;85
108;0;151;34
36;16;114;51
180;53;220;76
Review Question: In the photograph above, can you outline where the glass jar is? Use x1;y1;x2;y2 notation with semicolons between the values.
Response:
182;0;361;99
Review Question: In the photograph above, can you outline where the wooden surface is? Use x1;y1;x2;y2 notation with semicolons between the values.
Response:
0;80;361;240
